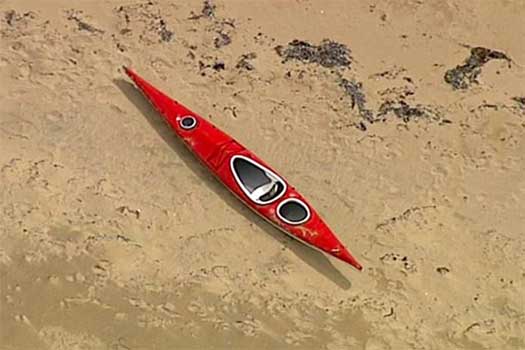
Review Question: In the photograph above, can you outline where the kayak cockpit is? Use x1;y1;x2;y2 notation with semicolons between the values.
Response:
230;155;287;205
277;198;311;225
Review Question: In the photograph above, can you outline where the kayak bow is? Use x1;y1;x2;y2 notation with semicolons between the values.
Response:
124;67;363;271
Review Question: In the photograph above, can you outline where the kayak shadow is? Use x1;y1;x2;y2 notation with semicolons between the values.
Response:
114;78;353;290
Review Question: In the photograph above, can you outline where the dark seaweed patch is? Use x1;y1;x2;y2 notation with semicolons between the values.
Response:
214;31;231;48
276;39;352;69
152;17;174;42
4;10;34;26
198;58;225;75
339;78;373;121
5;10;16;26
436;267;450;275
380;252;417;273
512;96;525;109
212;61;225;71
202;0;216;18
158;19;174;42
444;47;511;89
66;10;104;34
236;52;257;71
190;0;216;19
377;100;443;123
339;78;447;125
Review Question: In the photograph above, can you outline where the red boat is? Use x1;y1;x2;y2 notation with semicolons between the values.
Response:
124;67;363;271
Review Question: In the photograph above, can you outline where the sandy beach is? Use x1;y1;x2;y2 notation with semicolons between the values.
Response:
1;1;524;349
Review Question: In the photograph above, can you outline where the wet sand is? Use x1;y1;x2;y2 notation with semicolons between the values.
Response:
1;1;524;349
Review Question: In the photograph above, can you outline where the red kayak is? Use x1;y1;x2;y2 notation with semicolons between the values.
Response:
124;67;362;271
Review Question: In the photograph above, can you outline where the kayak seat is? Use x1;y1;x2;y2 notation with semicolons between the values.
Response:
252;180;285;203
231;155;286;205
259;181;285;202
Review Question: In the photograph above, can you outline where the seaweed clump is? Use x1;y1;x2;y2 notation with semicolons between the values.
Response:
189;0;216;19
339;78;373;122
201;0;216;18
512;96;525;109
236;52;257;71
276;39;352;69
339;79;449;128
157;19;174;42
4;10;34;27
376;100;446;124
444;47;511;89
214;31;231;48
66;10;104;34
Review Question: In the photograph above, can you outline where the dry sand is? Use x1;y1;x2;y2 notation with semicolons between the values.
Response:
1;1;524;349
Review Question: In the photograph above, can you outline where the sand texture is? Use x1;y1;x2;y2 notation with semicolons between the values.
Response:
1;1;524;349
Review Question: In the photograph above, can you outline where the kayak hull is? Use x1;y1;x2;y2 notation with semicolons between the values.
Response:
124;67;362;271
